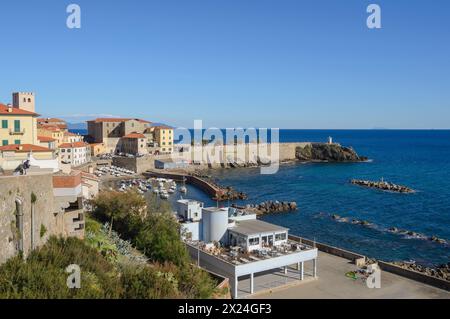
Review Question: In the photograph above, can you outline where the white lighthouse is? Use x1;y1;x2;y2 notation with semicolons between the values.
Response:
328;136;333;145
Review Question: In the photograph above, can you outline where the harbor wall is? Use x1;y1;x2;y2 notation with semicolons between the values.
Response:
113;142;309;173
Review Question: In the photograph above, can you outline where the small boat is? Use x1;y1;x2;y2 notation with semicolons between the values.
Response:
168;188;175;194
180;186;187;194
153;189;160;194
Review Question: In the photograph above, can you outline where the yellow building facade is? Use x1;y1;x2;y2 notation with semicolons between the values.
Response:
153;126;174;153
37;126;65;147
0;103;38;147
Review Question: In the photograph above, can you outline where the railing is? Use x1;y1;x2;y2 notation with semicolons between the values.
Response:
9;128;25;135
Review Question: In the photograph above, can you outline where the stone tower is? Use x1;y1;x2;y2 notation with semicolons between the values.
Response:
12;92;35;113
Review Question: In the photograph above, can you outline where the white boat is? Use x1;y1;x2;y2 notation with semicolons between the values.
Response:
153;189;160;194
180;186;187;194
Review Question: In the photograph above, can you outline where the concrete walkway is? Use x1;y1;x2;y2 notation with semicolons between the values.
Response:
248;252;450;299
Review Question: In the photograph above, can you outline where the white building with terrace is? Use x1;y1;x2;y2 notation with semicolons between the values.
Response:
176;199;319;299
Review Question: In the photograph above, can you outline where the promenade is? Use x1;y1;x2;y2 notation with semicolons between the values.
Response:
249;251;450;299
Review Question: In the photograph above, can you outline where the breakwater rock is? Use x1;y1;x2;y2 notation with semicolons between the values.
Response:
330;214;448;246
391;262;450;282
331;215;373;227
388;227;448;245
214;186;248;201
351;179;415;193
296;143;368;162
233;201;298;215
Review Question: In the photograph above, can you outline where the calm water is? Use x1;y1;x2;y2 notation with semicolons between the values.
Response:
183;130;450;267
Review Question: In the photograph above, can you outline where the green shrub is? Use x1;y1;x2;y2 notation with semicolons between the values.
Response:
135;213;189;267
31;192;37;204
120;263;181;299
40;224;47;238
0;237;122;299
89;190;217;299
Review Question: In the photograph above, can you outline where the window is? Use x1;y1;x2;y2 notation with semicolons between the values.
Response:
1;120;7;129
249;237;260;246
14;120;20;132
2;140;8;146
275;233;287;241
28;98;31;102
14;140;20;145
61;149;66;153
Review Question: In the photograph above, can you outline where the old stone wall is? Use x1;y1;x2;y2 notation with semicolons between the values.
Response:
0;173;57;264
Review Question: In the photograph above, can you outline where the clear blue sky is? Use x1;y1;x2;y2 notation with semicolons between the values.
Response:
0;0;449;129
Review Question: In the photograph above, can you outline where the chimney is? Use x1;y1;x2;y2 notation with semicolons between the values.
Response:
18;145;23;151
7;104;12;112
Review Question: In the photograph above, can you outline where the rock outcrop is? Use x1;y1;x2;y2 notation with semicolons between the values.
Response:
391;262;450;282
233;201;298;216
296;143;367;162
351;179;415;193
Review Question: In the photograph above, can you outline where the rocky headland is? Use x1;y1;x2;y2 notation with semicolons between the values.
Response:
296;143;368;162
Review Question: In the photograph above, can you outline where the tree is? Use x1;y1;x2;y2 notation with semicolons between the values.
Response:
90;190;147;236
135;212;189;266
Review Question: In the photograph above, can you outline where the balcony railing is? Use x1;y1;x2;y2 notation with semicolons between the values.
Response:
9;128;26;135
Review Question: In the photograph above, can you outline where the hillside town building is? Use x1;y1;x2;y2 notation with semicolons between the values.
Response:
87;118;173;155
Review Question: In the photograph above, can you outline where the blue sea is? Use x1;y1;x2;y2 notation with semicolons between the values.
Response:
181;130;450;267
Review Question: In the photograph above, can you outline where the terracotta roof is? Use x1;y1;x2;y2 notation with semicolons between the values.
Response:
81;171;99;181
88;118;130;123
0;103;39;116
0;144;52;153
64;131;79;136
38;125;62;132
123;132;146;139
59;142;88;148
137;119;152;124
37;136;56;142
37;118;66;123
152;125;173;130
88;118;152;124
53;172;82;188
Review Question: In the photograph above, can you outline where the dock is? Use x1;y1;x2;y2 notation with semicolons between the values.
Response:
143;170;247;201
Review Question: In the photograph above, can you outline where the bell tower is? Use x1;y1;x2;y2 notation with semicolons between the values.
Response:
12;92;35;113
